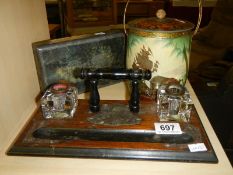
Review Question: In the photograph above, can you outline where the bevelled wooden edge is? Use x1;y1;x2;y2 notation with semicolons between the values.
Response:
8;146;218;163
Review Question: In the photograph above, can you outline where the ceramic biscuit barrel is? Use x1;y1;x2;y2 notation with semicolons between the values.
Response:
126;9;194;98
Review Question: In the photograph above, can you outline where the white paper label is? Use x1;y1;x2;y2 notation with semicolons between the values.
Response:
188;143;207;152
154;123;182;135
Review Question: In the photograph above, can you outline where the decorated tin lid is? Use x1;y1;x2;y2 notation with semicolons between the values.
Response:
128;9;194;36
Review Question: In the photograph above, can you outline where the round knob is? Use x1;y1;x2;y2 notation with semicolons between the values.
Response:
156;9;166;19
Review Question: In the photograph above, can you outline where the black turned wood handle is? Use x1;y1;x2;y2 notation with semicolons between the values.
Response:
89;79;100;112
75;68;151;113
75;68;151;81
129;79;140;112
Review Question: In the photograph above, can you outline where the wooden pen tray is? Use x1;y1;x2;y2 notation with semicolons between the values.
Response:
7;99;218;163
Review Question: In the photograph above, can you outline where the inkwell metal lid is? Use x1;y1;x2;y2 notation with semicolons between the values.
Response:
165;83;185;97
51;83;68;94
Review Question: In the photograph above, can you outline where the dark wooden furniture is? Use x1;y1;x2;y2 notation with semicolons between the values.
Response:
113;0;166;24
48;24;61;38
166;1;214;28
65;0;114;28
65;0;167;28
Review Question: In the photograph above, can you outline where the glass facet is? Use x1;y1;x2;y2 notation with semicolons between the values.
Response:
41;84;78;119
157;83;192;122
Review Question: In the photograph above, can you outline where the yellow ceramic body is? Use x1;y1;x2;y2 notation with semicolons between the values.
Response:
126;30;192;96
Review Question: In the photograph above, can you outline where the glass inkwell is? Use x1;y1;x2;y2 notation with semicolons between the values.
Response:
41;83;78;119
157;83;192;122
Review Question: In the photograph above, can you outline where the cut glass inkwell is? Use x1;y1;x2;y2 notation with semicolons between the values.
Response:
41;83;78;119
157;83;192;122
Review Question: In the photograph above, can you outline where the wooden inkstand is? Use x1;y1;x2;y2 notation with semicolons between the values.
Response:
7;69;218;163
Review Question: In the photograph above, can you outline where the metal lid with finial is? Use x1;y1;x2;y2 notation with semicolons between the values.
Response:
128;9;194;33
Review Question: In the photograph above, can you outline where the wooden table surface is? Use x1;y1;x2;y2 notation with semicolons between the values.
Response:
0;81;232;175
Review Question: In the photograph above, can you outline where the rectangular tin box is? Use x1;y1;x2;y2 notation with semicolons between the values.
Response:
33;30;125;93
